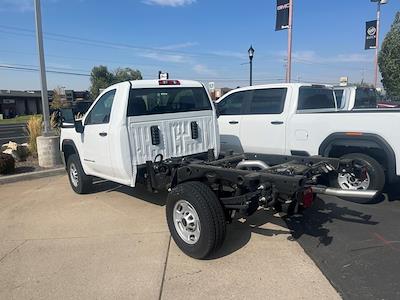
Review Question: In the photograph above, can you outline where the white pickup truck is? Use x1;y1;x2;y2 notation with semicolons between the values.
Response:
334;86;377;110
60;79;377;259
217;83;400;192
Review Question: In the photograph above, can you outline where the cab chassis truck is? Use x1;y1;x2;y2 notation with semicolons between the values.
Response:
60;80;378;259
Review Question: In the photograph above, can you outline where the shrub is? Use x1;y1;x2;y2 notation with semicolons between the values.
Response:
0;153;15;174
26;115;43;157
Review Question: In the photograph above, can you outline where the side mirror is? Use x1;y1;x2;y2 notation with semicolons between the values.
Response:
74;119;85;133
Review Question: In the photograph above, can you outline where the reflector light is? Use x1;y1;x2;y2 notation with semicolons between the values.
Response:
345;132;363;136
159;80;180;85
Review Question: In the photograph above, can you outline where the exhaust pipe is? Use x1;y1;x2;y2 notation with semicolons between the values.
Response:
236;160;269;170
311;186;379;199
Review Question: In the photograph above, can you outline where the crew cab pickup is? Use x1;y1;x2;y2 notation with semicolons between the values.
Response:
217;83;400;191
60;80;377;259
334;86;378;110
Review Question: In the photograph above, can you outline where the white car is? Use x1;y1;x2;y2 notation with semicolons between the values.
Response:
216;83;400;192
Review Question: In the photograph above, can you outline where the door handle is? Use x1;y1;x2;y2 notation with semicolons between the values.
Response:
271;121;284;125
99;132;108;137
229;121;239;124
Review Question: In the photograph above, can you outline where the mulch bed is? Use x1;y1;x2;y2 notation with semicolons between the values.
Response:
0;156;45;176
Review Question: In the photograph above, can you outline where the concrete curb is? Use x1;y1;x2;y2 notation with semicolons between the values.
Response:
0;167;65;185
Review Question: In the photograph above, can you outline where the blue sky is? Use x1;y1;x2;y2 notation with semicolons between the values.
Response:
0;0;399;90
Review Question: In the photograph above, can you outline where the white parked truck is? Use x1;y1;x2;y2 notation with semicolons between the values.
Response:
334;86;378;110
217;83;400;192
60;80;378;259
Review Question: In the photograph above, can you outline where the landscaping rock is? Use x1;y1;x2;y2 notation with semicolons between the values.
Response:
1;141;29;162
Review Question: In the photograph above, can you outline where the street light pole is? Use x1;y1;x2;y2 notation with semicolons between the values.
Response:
34;0;51;135
286;0;293;83
248;45;255;86
372;0;388;88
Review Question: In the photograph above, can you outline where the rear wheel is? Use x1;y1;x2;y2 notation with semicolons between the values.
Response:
166;182;226;259
334;153;385;192
67;154;92;194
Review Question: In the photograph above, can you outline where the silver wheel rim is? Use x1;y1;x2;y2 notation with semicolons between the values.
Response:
173;200;201;244
69;163;79;187
337;171;370;190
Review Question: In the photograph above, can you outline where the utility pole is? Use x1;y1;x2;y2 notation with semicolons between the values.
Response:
34;0;51;135
286;0;293;83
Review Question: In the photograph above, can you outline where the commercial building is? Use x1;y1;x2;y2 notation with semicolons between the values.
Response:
0;89;91;119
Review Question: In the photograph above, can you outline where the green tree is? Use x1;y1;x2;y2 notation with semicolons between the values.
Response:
50;87;63;109
90;66;143;99
90;65;114;99
378;11;400;97
114;67;142;83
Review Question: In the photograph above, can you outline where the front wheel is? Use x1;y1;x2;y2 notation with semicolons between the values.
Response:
334;153;385;192
67;154;92;194
166;182;226;259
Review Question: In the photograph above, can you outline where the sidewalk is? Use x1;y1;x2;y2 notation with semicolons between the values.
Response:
0;176;341;299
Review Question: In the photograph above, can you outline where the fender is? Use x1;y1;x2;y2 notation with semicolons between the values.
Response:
319;132;397;182
61;139;81;168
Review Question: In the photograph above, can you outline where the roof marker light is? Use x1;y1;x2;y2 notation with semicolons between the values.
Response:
159;80;180;86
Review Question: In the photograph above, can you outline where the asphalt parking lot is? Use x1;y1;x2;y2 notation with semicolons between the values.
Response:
286;184;400;300
0;175;339;300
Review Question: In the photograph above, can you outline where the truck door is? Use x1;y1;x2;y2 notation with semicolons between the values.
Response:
239;88;288;154
82;89;116;177
217;91;251;153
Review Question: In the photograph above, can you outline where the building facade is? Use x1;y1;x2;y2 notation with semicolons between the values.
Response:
0;90;91;119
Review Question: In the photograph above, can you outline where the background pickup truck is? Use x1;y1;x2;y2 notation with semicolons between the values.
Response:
334;86;378;110
216;83;400;191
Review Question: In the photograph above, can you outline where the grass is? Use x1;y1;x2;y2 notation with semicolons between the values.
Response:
26;115;43;157
0;115;42;125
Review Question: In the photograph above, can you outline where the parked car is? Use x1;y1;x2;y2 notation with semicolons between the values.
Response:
334;86;377;110
59;79;374;259
216;83;400;192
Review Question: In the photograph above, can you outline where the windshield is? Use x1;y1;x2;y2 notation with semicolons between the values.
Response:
127;87;212;116
354;88;377;109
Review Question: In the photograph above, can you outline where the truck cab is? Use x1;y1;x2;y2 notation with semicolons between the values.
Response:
334;86;378;110
61;79;219;191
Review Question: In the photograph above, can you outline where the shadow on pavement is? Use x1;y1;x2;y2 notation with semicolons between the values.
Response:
89;179;380;257
285;197;379;247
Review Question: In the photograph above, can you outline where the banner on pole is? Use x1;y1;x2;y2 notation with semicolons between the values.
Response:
365;20;377;50
275;0;290;31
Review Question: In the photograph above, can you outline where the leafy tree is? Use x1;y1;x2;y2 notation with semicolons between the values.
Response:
90;65;114;99
378;11;400;97
50;87;64;109
114;67;142;83
90;66;142;99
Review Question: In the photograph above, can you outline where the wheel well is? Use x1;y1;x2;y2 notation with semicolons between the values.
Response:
319;133;397;183
62;142;77;165
328;145;388;171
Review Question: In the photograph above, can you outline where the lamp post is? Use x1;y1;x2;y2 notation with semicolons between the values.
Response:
248;45;255;86
371;0;388;88
34;0;62;168
34;0;50;134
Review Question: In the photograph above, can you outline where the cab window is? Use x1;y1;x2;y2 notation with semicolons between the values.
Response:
85;90;116;125
217;91;249;115
248;88;287;114
297;87;336;111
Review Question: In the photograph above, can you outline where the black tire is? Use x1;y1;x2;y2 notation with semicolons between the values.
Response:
333;153;385;192
67;154;92;194
166;181;226;259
